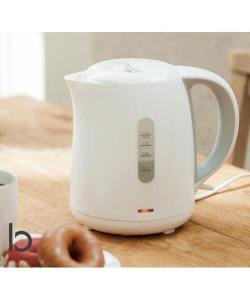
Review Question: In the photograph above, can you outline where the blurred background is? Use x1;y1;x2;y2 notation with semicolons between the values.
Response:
1;32;250;167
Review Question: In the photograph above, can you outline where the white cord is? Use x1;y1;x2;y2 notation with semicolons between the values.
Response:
195;173;250;201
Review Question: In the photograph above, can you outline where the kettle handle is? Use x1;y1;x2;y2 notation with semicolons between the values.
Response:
178;66;239;190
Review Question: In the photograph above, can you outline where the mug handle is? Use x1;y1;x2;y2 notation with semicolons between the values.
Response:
178;66;239;190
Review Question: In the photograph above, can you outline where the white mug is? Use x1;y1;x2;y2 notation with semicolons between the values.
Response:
0;170;17;257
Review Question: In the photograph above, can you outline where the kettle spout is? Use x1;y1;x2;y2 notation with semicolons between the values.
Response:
64;71;87;102
64;69;90;85
64;71;93;108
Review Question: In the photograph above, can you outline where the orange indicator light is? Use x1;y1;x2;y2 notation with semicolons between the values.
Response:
138;208;154;213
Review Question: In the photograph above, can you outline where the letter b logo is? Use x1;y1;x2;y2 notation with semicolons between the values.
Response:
8;223;32;252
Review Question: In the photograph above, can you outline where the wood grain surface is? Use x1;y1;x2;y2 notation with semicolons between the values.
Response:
0;96;250;267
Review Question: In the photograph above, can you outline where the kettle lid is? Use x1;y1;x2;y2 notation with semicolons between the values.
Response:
66;58;178;85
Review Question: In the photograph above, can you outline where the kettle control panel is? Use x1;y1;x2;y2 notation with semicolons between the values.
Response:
138;118;154;183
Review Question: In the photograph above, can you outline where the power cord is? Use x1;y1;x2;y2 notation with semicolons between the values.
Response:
195;173;250;201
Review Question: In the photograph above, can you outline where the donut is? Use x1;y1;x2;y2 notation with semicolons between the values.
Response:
37;223;104;267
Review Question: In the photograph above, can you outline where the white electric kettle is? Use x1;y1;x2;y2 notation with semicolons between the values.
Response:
65;58;239;235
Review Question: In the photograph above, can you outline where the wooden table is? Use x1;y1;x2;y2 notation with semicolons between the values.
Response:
1;97;250;267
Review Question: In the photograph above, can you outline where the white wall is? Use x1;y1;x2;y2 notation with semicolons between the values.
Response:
44;33;93;106
0;32;44;99
44;33;250;166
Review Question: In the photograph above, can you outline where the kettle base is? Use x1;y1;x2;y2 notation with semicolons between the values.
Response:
71;209;192;235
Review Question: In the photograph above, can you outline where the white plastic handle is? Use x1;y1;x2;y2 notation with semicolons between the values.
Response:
178;66;239;190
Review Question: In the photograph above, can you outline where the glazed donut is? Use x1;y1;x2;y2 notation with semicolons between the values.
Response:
37;223;104;267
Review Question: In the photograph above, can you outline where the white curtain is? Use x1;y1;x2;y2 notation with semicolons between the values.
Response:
0;32;44;100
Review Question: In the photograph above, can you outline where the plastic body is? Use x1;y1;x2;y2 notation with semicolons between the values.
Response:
65;59;238;235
